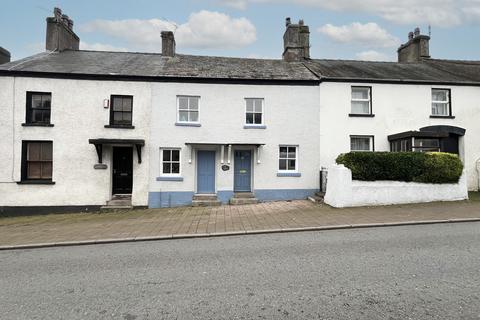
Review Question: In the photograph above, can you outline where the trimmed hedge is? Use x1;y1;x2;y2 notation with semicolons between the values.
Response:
336;152;463;184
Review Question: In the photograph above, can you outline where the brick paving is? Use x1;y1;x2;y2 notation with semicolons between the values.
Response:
1;199;480;247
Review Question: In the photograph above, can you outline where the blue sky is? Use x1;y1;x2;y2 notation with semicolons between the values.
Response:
1;0;479;61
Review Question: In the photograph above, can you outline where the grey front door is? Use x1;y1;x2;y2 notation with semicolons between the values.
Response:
234;150;252;192
197;151;216;194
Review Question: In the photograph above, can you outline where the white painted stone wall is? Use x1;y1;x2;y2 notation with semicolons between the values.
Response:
324;165;468;208
0;76;151;207
319;82;480;191
149;82;320;198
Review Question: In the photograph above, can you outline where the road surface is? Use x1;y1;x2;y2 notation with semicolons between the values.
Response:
1;222;479;319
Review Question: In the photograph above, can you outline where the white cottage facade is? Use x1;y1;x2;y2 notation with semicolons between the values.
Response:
1;9;480;213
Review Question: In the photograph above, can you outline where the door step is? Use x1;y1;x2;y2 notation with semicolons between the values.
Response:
103;194;132;209
192;194;221;207
229;192;259;205
308;192;325;204
100;205;133;211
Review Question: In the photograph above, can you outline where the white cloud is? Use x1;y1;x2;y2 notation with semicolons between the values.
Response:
80;10;256;52
318;22;400;48
355;50;392;61
218;0;480;27
80;42;129;52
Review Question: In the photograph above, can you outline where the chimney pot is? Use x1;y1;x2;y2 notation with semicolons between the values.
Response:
408;31;414;40
285;17;291;26
299;19;304;26
414;27;420;37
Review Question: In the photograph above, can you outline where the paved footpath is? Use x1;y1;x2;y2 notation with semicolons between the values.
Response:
1;199;480;249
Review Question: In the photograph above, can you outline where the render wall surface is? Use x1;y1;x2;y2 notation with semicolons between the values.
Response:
0;77;151;207
319;82;480;190
324;165;468;208
149;82;320;207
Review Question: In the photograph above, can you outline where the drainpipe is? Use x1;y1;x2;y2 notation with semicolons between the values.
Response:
476;159;480;191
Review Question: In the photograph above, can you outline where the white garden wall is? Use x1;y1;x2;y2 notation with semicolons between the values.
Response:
324;165;468;208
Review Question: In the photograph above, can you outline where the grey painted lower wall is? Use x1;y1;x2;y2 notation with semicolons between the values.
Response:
148;189;318;208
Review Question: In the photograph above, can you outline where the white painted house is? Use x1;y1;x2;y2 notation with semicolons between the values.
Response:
1;9;480;213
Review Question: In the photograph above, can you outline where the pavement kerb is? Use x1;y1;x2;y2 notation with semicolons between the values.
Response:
1;217;480;251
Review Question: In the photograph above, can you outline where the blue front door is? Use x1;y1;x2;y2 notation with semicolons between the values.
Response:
197;151;216;194
234;150;252;192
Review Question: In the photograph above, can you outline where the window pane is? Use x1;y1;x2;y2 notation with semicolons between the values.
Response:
254;113;262;124
179;111;189;122
163;150;171;161
112;98;123;111
279;159;287;170
32;95;43;108
27;162;42;179
43;111;51;123
172;163;180;174
189;97;199;110
41;143;52;161
178;97;188;110
114;112;123;121
279;147;287;158
246;113;254;124
41;162;52;179
246;99;254;112
414;139;439;148
288;159;296;170
122;98;132;112
432;89;447;102
432;103;448;115
254;99;262;112
172;150;180;162
351;137;371;151
189;111;199;122
351;101;370;114
163;163;171;174
28;143;41;161
287;147;296;158
122;112;132;122
352;87;369;100
32;110;43;122
42;95;51;109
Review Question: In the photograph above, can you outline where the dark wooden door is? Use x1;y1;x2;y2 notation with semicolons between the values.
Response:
112;147;133;194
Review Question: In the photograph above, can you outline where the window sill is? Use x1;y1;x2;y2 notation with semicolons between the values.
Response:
277;172;301;177
175;122;201;127
349;114;375;118
17;180;55;185
244;125;267;129
156;176;184;181
430;115;455;119
104;125;135;129
21;123;54;127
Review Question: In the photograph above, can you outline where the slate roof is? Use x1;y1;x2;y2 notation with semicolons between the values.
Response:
0;49;479;84
0;50;317;81
304;59;480;84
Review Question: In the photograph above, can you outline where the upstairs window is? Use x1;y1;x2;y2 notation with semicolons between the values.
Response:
110;95;133;126
350;135;374;152
245;98;264;125
351;87;372;115
22;141;53;181
177;96;199;123
279;146;298;172
26;92;51;124
161;149;181;175
431;89;451;117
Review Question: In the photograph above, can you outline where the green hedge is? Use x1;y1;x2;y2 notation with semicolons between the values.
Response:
336;152;463;184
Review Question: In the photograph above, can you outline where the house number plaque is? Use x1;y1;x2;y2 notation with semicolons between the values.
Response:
221;165;230;171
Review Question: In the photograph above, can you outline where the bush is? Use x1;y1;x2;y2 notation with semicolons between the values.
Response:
336;152;463;184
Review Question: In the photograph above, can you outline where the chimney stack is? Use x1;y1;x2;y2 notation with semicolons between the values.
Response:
397;27;430;63
46;7;80;52
161;31;176;57
0;47;11;64
282;18;310;62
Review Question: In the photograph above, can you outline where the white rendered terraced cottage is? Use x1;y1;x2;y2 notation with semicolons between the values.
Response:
0;9;480;214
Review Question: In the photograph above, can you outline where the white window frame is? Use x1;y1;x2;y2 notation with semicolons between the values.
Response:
245;98;264;126
160;148;182;176
351;86;372;115
431;88;451;116
350;135;374;152
278;145;298;172
177;96;200;124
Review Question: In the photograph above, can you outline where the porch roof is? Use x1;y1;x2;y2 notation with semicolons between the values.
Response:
387;131;449;141
88;138;145;164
